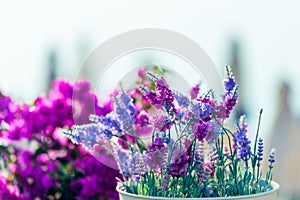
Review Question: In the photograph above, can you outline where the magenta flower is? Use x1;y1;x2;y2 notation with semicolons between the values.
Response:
0;174;20;199
190;84;200;100
0;79;121;200
193;122;212;142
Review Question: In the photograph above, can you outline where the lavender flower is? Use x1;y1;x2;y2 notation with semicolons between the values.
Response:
114;93;136;132
234;116;252;161
64;124;99;150
224;77;236;92
257;138;264;164
143;89;161;105
120;92;132;106
116;149;130;177
128;148;139;175
154;77;175;110
162;174;169;190
89;115;122;134
174;92;190;108
224;95;238;118
223;65;237;94
268;148;276;168
116;106;134;131
210;147;219;162
194;150;208;184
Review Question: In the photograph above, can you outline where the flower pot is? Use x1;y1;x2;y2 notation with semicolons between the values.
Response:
117;181;279;200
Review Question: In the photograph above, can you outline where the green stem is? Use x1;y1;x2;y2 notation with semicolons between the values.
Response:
253;109;263;160
253;109;263;180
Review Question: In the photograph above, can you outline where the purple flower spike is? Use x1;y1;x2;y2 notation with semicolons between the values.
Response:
268;148;275;168
154;77;175;110
257;138;264;164
175;93;190;108
89;115;122;134
120;92;132;106
224;77;236;92
116;106;135;131
223;65;237;94
234;116;252;161
162;174;169;190
224;96;238;118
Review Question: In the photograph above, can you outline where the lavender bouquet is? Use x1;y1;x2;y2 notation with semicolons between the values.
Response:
64;66;276;198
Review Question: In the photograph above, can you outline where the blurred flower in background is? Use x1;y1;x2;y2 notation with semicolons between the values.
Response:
0;80;120;199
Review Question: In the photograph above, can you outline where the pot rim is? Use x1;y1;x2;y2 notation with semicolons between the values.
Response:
117;181;280;200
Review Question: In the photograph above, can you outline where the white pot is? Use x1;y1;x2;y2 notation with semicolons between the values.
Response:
117;181;279;200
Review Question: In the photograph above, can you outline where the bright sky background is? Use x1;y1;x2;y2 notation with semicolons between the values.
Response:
1;0;300;140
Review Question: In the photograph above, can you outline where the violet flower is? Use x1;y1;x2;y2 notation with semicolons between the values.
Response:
234;116;252;161
191;102;211;120
268;148;276;168
174;92;190;108
257;138;264;164
169;150;189;178
193;122;211;142
223;65;237;95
